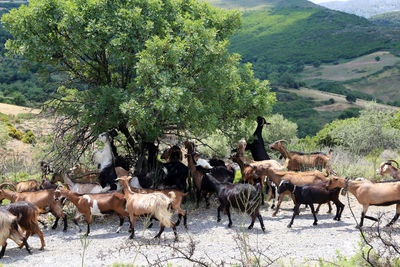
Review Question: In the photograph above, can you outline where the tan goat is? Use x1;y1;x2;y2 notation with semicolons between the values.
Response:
269;140;334;173
376;160;400;179
327;176;400;227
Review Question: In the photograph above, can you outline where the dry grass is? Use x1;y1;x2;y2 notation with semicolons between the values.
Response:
0;103;40;115
283;87;400;112
300;51;400;82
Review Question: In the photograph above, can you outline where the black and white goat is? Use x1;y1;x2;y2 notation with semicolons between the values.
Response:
94;132;119;190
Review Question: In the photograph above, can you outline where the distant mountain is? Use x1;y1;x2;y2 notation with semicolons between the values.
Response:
370;11;400;26
319;0;400;18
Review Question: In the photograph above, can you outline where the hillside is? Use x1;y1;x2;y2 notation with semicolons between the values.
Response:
370;11;400;26
319;0;400;18
223;0;398;83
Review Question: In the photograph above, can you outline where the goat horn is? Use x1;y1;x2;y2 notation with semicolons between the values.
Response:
275;139;288;144
0;182;16;190
388;160;399;168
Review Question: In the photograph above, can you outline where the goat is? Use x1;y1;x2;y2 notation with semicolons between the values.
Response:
5;179;40;192
159;145;189;192
54;187;128;235
327;176;400;227
40;160;54;180
130;187;188;229
245;116;271;161
269;140;334;173
0;209;31;258
252;166;330;216
0;184;67;231
185;141;233;207
278;180;344;228
96;132;118;190
1;202;45;250
202;172;265;231
117;176;178;240
376;160;400;179
53;172;110;194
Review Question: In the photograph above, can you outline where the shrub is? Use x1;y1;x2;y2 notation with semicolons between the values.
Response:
22;130;36;144
7;125;23;140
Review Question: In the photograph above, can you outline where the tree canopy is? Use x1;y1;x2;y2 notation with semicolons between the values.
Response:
2;0;275;168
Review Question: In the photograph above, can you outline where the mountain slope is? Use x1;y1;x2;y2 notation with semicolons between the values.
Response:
370;11;400;27
225;0;396;80
319;0;400;18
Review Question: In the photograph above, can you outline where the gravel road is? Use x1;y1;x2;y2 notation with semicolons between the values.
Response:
1;194;398;267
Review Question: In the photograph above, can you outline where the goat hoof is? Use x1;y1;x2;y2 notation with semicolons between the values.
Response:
248;225;253;230
287;224;292;228
313;222;318;226
228;224;232;228
217;219;221;223
40;247;45;251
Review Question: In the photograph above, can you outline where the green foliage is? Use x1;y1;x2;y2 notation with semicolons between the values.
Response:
22;130;36;144
230;4;394;80
7;124;23;140
338;107;360;120
375;56;381;61
312;105;400;155
390;111;400;130
0;121;10;146
2;0;275;165
345;93;357;103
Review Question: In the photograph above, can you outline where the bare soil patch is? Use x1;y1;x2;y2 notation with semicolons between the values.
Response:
0;103;40;115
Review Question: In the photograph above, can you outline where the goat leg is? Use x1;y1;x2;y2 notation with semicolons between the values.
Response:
248;213;256;230
310;204;318;226
22;238;31;254
288;204;300;228
62;215;68;232
387;213;400;227
52;216;60;230
116;217;124;233
175;215;182;227
272;194;284;217
171;222;178;242
217;205;222;222
85;222;90;236
327;201;332;213
73;217;82;232
154;226;165;239
0;243;6;259
38;219;47;229
226;207;233;228
183;212;187;229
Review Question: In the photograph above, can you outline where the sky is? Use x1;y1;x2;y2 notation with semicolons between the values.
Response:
309;0;348;3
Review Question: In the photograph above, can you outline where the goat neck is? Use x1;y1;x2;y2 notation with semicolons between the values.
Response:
100;139;113;170
0;189;17;202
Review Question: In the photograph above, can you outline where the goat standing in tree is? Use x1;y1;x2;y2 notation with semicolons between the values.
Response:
95;132;118;191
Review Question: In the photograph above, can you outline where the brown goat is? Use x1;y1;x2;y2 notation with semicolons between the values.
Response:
269;140;334;173
0;185;67;231
1;202;45;250
55;187;128;235
376;160;400;179
253;166;330;216
327;176;400;227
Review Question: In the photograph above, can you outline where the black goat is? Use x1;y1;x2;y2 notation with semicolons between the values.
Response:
98;162;118;191
196;165;235;207
160;161;189;192
278;180;344;228
246;116;270;161
202;173;265;231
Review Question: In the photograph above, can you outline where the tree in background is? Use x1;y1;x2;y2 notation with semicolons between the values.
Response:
2;0;275;170
345;93;357;103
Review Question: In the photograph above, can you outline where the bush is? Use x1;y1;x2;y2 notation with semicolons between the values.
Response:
22;130;36;144
0;122;10;147
7;125;23;140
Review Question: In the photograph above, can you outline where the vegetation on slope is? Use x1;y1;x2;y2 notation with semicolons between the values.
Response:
370;11;400;26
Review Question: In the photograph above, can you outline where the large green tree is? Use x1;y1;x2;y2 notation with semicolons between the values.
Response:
2;0;275;169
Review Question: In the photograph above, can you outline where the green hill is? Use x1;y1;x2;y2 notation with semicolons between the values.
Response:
225;0;397;81
370;11;400;27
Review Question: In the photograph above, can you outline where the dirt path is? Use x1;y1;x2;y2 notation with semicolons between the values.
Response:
2;195;399;266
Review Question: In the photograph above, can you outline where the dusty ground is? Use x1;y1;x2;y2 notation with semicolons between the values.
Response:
0;103;40;116
2;194;399;267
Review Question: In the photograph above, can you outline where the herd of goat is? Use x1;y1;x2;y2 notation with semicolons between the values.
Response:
0;116;400;259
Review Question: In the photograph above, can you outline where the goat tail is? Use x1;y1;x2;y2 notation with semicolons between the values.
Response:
168;191;176;203
154;203;173;228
